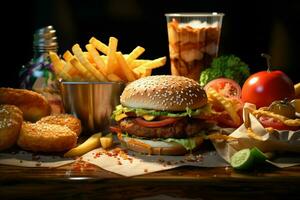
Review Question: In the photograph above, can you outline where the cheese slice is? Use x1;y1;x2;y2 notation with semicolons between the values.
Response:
115;113;128;121
142;114;155;121
115;113;156;121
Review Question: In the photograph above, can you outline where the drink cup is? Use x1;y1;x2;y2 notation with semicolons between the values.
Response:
165;13;224;81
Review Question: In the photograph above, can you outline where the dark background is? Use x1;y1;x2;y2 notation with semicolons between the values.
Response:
1;0;300;87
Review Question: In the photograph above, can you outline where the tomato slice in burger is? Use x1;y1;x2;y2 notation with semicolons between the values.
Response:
259;116;299;131
135;117;182;128
110;126;122;133
204;78;242;99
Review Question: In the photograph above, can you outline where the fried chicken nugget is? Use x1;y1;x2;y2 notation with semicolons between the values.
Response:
17;122;77;152
37;114;82;136
0;105;23;151
0;88;51;122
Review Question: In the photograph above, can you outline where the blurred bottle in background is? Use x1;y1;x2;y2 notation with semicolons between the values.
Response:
19;25;63;114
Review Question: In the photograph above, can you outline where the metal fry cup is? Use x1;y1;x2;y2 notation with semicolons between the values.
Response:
60;81;125;134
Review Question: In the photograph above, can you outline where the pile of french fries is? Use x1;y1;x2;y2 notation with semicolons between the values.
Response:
49;36;166;82
206;88;242;127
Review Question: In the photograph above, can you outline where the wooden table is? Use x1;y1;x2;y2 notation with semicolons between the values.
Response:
1;162;299;200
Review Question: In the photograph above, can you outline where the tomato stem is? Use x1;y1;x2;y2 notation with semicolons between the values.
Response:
261;53;272;72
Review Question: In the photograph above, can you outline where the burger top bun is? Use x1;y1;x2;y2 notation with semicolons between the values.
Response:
120;75;207;111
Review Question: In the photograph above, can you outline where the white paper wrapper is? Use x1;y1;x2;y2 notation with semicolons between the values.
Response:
0;151;75;168
82;147;228;177
213;103;300;168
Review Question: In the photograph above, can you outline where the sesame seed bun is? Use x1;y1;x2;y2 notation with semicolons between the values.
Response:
120;75;207;111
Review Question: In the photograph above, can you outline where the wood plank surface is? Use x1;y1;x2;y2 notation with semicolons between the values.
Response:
1;162;299;200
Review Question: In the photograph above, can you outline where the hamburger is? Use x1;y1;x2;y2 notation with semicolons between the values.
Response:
111;75;213;155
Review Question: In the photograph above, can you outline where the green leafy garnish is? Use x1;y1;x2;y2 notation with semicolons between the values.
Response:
121;133;205;151
199;55;250;86
164;138;197;150
112;104;211;120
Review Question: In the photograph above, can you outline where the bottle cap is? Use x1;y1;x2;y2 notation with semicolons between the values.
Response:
33;25;58;53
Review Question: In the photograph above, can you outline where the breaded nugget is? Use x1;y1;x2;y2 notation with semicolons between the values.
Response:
18;122;77;152
0;88;51;122
37;114;82;136
0;105;23;151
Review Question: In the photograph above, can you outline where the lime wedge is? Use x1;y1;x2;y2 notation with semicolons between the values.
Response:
250;147;268;164
230;148;254;170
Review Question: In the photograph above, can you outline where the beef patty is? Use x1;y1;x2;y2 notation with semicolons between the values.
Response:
119;118;210;139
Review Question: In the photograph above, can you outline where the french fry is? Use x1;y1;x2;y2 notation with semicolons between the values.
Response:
64;133;102;157
252;109;300;126
284;119;300;126
49;51;63;72
72;44;108;81
126;46;145;67
206;133;236;141
107;73;123;82
49;52;72;80
207;88;241;126
63;61;81;77
63;50;73;62
106;37;118;74
100;55;108;62
69;57;96;81
246;128;263;141
116;52;136;82
83;52;94;64
133;67;152;78
100;133;113;149
143;69;152;77
61;51;85;78
133;68;150;79
86;44;107;76
132;68;141;78
130;59;152;69
89;37;109;55
134;56;166;71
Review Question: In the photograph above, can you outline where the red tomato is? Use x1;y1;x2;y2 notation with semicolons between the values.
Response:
204;78;241;99
241;70;295;108
135;117;182;128
259;116;299;131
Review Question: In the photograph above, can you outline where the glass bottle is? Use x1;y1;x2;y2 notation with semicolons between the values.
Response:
19;25;63;114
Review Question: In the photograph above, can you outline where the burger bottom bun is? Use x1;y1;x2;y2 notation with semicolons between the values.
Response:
118;134;203;156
